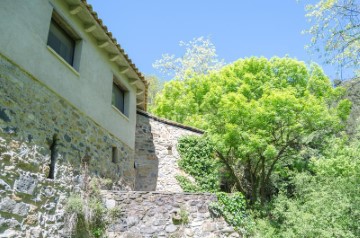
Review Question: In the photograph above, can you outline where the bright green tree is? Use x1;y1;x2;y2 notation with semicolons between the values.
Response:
153;57;351;204
305;0;360;77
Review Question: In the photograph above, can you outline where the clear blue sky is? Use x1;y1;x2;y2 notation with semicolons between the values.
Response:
87;0;344;80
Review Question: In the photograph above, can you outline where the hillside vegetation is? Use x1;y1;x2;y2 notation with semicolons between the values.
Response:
152;57;359;237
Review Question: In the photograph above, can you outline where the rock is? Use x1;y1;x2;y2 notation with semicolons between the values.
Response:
0;229;19;238
202;221;216;232
105;199;116;209
41;186;55;197
25;214;38;225
221;226;235;233
0;179;11;190
0;197;16;213
14;174;37;195
122;232;143;238
29;227;43;238
13;201;29;216
185;229;195;237
229;232;241;237
0;217;20;228
126;216;139;228
165;224;177;233
0;197;29;216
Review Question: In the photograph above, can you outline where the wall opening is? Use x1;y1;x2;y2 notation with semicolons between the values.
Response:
112;146;118;163
48;134;58;179
167;145;172;155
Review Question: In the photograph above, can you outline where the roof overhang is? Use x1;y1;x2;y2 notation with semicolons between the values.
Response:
63;0;148;110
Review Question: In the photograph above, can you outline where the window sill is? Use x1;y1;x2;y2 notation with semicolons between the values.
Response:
112;105;129;121
47;46;80;77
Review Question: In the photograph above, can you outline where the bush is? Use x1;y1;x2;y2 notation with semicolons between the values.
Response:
209;192;251;234
250;136;360;238
65;194;84;215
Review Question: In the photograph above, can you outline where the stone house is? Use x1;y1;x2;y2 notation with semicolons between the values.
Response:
0;0;148;188
0;0;204;191
0;2;242;236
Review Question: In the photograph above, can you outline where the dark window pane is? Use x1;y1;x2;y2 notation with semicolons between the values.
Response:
47;20;75;65
112;83;125;113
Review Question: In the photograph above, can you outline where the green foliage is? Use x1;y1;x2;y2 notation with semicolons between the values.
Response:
251;136;360;238
210;192;250;234
65;194;84;215
88;198;107;238
172;206;190;225
65;177;109;238
108;206;123;222
146;75;164;111
176;136;220;192
175;175;200;192
305;0;360;76
153;57;350;204
179;207;189;225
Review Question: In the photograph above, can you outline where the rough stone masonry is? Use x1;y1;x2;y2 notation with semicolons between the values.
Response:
0;53;240;237
103;191;240;238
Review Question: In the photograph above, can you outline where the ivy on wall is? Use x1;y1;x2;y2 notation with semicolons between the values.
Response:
176;136;220;192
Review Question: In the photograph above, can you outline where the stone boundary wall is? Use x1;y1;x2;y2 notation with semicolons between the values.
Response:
135;111;203;192
0;53;135;187
103;191;239;238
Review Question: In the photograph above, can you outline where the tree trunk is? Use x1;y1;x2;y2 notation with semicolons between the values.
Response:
216;150;246;195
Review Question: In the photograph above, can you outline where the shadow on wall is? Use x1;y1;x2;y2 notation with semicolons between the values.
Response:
134;113;158;191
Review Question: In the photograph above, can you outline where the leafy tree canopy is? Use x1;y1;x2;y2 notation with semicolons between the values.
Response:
153;57;351;204
305;0;360;77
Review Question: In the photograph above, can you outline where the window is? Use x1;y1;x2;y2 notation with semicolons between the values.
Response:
47;12;78;67
112;82;126;115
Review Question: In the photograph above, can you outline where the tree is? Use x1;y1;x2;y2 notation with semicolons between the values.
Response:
305;0;360;77
252;136;360;237
152;36;225;80
145;75;163;111
152;57;351;204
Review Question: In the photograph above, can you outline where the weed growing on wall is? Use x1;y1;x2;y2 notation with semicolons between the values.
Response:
64;161;110;238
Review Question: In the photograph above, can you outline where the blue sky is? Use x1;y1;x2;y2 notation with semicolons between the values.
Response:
87;0;344;80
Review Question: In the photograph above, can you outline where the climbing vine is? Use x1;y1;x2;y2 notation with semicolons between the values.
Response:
176;136;220;192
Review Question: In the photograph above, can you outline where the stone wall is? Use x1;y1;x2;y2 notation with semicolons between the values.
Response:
135;111;204;192
0;53;135;188
103;191;239;238
0;132;75;237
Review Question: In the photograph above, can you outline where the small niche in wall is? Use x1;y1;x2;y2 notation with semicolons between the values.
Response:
112;146;118;163
48;134;58;179
167;145;172;155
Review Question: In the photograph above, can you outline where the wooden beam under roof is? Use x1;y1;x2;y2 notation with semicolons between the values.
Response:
118;66;129;74
84;24;97;32
129;78;139;85
69;5;82;15
109;54;120;62
136;89;144;96
136;100;144;106
97;41;109;48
